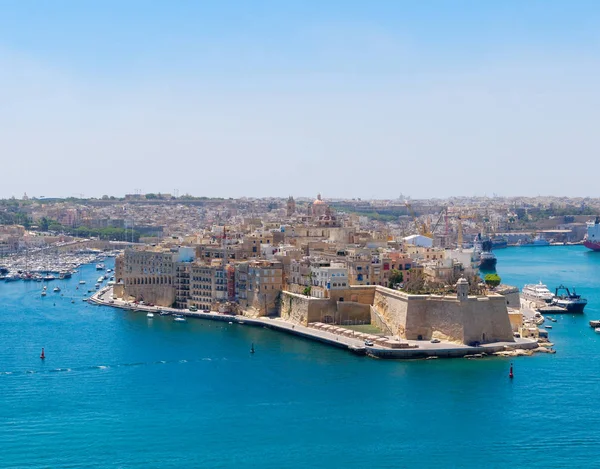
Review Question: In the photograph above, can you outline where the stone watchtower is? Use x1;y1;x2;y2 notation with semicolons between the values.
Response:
456;277;469;302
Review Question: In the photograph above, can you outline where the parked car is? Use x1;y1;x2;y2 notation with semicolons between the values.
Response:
430;338;440;344
364;340;374;346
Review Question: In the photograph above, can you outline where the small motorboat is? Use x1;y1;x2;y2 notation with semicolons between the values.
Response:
79;280;86;285
173;316;186;322
43;286;47;290
41;291;47;297
159;310;170;316
545;325;553;329
595;327;600;334
147;312;154;318
53;286;61;293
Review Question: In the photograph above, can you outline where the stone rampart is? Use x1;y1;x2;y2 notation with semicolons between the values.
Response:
372;287;514;345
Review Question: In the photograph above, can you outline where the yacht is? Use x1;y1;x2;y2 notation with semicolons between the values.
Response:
522;282;554;303
551;286;587;313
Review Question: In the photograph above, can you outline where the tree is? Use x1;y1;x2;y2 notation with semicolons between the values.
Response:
388;269;403;289
484;273;501;289
303;286;312;297
402;270;426;294
39;217;50;231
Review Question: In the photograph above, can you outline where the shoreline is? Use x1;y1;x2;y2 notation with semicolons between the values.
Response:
89;287;540;360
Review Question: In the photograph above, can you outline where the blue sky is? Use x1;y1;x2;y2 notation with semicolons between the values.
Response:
1;1;599;199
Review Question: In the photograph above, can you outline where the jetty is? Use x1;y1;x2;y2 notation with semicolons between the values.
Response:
89;287;540;360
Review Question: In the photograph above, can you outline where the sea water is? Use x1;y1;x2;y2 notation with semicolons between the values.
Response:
1;248;600;468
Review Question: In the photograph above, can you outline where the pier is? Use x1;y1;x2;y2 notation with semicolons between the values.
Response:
89;287;539;359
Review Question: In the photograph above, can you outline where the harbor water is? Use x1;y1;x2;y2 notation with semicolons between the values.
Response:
2;247;600;468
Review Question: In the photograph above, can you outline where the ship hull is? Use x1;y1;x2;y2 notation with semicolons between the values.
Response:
584;240;600;251
553;299;587;313
479;258;497;270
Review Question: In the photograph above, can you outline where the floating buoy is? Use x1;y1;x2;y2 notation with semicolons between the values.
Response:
40;348;45;360
509;363;514;379
250;343;255;354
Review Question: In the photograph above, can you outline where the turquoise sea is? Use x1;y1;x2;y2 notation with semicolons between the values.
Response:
2;247;600;468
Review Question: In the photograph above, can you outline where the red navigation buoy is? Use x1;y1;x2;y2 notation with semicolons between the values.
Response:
509;363;514;379
40;348;45;360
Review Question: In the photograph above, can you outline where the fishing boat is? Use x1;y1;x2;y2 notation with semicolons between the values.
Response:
551;285;587;313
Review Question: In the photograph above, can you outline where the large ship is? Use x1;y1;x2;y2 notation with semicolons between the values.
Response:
551;285;587;313
479;239;497;270
583;217;600;251
522;282;554;303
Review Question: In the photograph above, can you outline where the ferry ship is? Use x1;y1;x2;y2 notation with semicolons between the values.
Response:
522;282;554;303
583;217;600;251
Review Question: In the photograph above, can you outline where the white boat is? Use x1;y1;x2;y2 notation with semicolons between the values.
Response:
95;283;100;289
595;327;600;334
147;312;154;318
97;276;104;283
522;282;554;303
174;316;186;322
545;325;553;329
53;286;61;292
43;286;47;290
79;280;86;285
96;263;105;270
41;291;47;297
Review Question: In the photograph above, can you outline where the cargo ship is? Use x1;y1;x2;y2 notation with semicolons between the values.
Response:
584;217;600;251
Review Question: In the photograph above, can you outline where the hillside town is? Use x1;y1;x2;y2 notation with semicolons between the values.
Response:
0;192;596;356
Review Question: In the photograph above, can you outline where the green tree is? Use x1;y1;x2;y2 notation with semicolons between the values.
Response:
484;273;501;289
39;217;50;231
388;269;404;289
303;286;312;297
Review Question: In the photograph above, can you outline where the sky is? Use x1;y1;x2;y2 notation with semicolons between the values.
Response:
1;0;599;200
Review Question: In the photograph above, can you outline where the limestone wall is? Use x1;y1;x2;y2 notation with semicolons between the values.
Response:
371;286;515;345
280;291;334;325
279;291;371;326
373;288;410;338
121;284;175;307
336;301;371;324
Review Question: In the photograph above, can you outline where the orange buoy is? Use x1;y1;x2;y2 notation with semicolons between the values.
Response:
509;363;514;379
40;348;45;360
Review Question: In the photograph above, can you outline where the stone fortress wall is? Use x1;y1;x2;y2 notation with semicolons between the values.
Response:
279;283;515;346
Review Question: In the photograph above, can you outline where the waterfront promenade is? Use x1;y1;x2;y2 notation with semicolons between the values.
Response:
90;287;538;359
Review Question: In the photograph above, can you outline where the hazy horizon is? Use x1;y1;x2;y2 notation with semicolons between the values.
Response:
2;1;599;199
